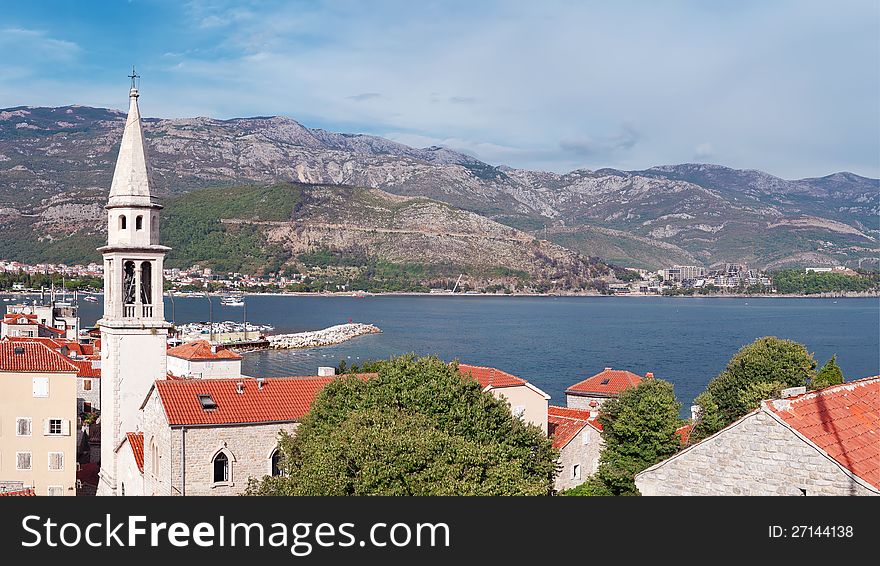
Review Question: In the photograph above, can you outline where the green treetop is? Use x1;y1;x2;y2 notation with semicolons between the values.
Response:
813;354;845;389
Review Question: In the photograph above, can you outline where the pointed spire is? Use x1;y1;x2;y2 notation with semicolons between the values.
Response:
108;70;157;208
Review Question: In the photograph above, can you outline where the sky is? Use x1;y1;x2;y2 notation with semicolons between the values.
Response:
0;0;878;178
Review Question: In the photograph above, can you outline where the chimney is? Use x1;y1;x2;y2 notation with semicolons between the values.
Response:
781;386;806;399
589;400;599;419
256;377;265;391
318;366;336;377
235;381;244;395
211;344;218;354
645;372;654;379
690;404;702;422
604;367;612;371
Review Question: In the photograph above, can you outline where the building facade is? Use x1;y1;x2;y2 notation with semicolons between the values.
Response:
548;405;603;492
458;364;551;433
166;340;243;379
636;378;880;496
0;342;78;496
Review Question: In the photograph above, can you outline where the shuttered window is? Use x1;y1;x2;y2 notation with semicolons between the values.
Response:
16;418;32;436
48;452;64;471
16;452;32;470
32;377;49;397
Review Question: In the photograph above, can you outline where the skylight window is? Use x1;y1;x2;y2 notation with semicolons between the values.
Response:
197;394;217;410
600;378;610;385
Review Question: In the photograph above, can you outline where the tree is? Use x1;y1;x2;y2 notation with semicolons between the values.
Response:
563;378;682;496
692;337;817;439
246;355;557;496
813;355;844;389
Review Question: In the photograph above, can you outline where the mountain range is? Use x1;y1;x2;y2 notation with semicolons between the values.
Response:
0;104;877;279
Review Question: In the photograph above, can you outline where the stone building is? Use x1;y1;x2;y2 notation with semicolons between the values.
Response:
133;376;340;496
547;406;603;492
458;364;551;433
635;377;880;496
565;367;648;410
96;76;172;496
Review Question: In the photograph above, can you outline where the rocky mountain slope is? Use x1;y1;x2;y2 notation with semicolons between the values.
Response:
0;104;877;270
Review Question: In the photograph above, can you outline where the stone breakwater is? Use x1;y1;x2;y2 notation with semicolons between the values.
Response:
266;323;381;349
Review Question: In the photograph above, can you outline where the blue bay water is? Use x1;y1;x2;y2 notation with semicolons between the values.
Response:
16;294;879;410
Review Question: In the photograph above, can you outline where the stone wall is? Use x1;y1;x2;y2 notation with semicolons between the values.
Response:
77;376;100;413
141;388;298;496
565;394;609;410
635;410;877;496
554;425;603;492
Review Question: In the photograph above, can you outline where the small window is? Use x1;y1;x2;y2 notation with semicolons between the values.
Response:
33;377;49;397
572;464;581;480
83;379;92;391
48;419;62;435
121;483;126;496
48;452;64;471
16;452;32;470
213;452;229;483
120;215;127;230
582;431;590;445
47;486;64;496
16;417;32;436
271;449;283;476
136;215;143;230
150;440;159;476
198;394;217;411
600;378;610;385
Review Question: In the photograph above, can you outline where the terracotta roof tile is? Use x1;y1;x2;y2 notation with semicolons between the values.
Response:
566;367;644;398
0;488;35;496
547;405;602;449
156;375;346;426
0;341;78;373
167;340;243;361
126;432;144;473
70;359;101;378
767;376;880;489
458;363;527;388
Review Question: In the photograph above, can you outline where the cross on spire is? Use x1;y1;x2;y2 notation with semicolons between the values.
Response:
128;66;140;90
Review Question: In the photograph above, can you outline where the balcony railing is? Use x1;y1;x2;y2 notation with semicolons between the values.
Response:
123;305;136;317
142;305;153;318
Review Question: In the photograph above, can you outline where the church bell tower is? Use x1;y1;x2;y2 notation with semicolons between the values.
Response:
97;70;172;496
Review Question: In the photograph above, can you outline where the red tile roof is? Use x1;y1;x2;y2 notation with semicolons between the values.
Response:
70;359;101;378
126;432;145;473
0;341;78;373
154;376;337;426
458;363;527;388
547;405;602;449
2;313;38;324
167;340;243;361
566;367;644;398
766;376;880;489
0;488;35;496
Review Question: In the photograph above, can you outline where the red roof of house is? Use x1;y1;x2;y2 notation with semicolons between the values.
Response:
70;359;101;378
126;432;145;473
5;336;91;357
458;363;527;388
167;340;243;361
0;488;36;496
547;405;602;449
2;313;38;324
154;376;338;426
0;341;78;373
566;367;644;397
766;376;880;489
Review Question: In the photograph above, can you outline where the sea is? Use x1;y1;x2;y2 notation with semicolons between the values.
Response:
5;293;878;411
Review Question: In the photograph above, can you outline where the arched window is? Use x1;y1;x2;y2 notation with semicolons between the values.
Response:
213;452;229;483
119;215;127;230
150;440;158;476
140;261;152;305
136;215;143;230
270;449;282;476
123;261;136;305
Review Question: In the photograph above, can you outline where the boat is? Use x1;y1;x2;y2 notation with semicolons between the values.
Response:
82;296;99;303
220;295;245;307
